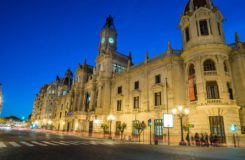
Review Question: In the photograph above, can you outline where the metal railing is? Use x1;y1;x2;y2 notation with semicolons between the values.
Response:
204;71;217;76
207;99;221;104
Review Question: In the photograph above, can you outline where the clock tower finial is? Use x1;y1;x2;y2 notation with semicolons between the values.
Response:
99;15;117;55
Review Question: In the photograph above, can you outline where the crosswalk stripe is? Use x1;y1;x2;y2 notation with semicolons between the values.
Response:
51;141;69;145
0;142;7;148
9;142;21;147
41;141;58;146
20;141;34;147
69;141;82;145
31;141;48;146
90;141;99;145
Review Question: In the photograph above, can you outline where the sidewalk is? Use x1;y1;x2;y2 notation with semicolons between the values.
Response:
18;128;245;148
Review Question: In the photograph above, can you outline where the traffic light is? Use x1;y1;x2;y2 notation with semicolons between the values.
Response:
148;119;152;127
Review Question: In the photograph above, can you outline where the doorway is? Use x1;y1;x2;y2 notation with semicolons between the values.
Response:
209;116;226;143
89;121;93;136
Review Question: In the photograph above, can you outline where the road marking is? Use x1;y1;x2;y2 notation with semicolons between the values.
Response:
20;141;34;147
60;141;75;145
9;142;21;147
90;141;99;145
51;141;69;145
69;141;82;145
41;141;58;146
0;142;7;148
31;141;48;146
77;141;90;145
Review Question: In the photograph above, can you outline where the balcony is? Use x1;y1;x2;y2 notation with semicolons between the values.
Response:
204;71;217;76
207;99;221;104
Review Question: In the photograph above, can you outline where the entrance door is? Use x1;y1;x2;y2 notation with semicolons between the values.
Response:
209;116;226;143
89;121;93;136
67;122;70;132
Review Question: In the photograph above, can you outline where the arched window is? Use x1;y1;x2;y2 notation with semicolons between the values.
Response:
188;64;195;76
188;64;197;101
206;81;220;99
204;59;216;71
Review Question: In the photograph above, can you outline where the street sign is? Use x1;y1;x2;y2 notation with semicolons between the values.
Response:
163;114;173;128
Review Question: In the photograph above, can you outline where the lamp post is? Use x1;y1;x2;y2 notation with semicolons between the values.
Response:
172;105;190;146
107;114;115;139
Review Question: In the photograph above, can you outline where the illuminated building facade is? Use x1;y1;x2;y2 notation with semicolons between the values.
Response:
31;0;245;145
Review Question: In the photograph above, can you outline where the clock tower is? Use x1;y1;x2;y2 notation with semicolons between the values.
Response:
99;15;117;55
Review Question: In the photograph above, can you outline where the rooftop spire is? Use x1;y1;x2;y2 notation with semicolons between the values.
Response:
83;58;87;67
144;51;149;63
235;32;241;44
103;15;116;30
167;41;173;55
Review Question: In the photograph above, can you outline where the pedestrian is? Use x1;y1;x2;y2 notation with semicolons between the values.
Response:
200;133;205;146
204;133;209;147
209;133;213;146
191;135;194;145
186;133;190;146
214;134;218;147
194;133;200;146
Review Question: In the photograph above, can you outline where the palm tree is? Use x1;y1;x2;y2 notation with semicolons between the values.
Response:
117;123;127;140
101;123;109;137
133;121;146;142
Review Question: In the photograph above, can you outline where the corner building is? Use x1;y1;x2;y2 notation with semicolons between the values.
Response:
32;0;245;145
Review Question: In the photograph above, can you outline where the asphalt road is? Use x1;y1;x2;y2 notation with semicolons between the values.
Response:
0;128;244;160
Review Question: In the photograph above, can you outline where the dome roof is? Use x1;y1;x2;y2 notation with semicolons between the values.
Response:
184;0;212;15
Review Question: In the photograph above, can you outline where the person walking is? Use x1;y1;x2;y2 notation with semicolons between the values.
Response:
186;133;190;146
194;133;200;146
204;133;209;147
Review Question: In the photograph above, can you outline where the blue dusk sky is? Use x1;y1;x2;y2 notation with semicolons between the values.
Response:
0;0;244;118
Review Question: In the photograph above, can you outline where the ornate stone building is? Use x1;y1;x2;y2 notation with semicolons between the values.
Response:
31;0;245;145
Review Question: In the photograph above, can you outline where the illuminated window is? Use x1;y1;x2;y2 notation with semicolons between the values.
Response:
155;74;161;84
155;92;161;106
200;20;209;35
133;96;139;109
117;86;122;94
154;119;163;139
117;100;122;111
227;83;234;100
204;59;216;71
209;116;226;143
206;81;219;99
112;64;126;73
134;81;139;90
85;93;90;112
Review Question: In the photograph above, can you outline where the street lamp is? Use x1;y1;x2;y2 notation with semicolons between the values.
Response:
107;114;115;139
172;105;190;145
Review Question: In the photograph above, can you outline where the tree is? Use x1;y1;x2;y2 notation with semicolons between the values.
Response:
0;118;7;124
117;123;127;140
133;121;146;142
101;123;109;137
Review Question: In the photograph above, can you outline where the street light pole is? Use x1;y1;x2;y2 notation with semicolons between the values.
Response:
180;116;184;143
107;114;115;139
109;120;112;139
172;105;189;146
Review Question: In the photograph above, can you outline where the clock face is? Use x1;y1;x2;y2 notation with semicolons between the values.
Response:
108;37;114;44
101;37;105;44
